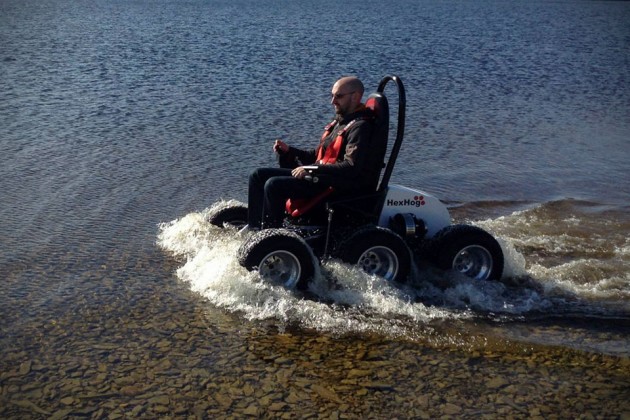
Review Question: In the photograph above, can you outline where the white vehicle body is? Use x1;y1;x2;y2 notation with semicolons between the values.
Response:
378;184;451;238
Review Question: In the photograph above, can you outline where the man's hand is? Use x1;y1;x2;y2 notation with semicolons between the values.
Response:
291;166;308;179
273;139;289;154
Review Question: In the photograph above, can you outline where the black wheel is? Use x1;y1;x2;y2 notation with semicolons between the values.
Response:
237;229;316;290
336;226;411;283
207;201;248;228
433;224;504;280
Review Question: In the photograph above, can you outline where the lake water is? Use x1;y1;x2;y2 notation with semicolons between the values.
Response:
1;0;629;418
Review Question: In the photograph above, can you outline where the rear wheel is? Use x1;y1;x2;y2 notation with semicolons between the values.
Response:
237;229;316;290
433;224;504;280
336;226;411;283
207;201;248;228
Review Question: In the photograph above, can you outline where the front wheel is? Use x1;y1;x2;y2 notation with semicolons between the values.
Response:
207;201;248;229
433;224;504;281
336;226;411;283
237;229;316;290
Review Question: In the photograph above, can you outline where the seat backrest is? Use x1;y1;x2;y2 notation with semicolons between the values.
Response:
365;92;389;144
365;92;390;192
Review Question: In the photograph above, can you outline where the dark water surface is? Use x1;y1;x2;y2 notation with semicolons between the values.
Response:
1;0;629;418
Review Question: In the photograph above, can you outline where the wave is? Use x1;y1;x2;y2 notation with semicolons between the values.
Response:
157;199;630;345
156;205;462;340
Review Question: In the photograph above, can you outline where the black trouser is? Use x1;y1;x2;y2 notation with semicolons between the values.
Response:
247;168;331;229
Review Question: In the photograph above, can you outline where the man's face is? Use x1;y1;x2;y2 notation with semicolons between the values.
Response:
330;82;357;117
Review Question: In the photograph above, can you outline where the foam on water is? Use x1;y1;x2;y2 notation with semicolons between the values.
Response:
157;202;470;339
158;200;629;340
473;201;630;314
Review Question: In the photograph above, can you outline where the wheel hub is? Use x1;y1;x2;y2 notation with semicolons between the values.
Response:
358;246;399;281
452;245;493;280
259;251;302;289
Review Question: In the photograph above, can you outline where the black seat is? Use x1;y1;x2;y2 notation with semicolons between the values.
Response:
364;92;390;190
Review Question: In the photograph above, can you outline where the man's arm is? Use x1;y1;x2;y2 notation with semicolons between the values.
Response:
277;142;318;169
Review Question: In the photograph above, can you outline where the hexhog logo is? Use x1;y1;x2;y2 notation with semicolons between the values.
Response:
386;195;426;207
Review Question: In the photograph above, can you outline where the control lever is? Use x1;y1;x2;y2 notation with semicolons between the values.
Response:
302;165;319;183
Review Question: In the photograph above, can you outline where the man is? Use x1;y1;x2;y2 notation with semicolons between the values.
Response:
247;76;385;229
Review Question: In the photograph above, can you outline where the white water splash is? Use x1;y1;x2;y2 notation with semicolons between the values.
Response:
158;200;629;335
472;202;630;313
157;204;469;338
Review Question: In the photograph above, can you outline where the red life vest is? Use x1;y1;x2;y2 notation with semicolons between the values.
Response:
286;109;372;217
315;116;368;164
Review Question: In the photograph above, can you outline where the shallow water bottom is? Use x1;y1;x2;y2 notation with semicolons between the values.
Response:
1;274;629;419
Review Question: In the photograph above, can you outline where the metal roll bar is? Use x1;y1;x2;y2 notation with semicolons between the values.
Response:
376;75;406;192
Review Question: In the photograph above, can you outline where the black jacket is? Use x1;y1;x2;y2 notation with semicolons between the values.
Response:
278;108;386;192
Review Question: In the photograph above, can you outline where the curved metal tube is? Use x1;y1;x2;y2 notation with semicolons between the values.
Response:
376;75;406;192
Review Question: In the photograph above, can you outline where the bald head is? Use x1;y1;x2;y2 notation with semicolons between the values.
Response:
335;76;364;97
331;76;364;116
